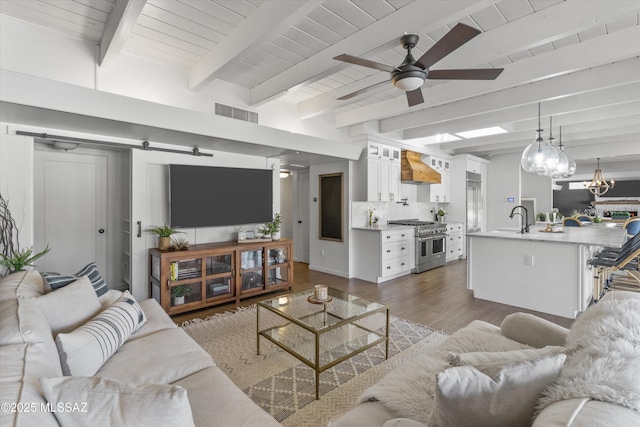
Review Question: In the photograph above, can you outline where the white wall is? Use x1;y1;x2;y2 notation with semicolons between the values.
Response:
522;169;553;218
486;153;522;231
309;161;350;278
0;125;34;257
130;149;280;300
0;15;96;88
0;16;345;143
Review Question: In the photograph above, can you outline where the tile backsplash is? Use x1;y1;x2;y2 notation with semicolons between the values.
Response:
352;201;439;227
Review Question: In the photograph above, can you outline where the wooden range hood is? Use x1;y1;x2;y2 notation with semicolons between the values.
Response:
400;150;441;184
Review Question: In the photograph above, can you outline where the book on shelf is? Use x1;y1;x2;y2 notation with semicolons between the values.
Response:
170;262;201;281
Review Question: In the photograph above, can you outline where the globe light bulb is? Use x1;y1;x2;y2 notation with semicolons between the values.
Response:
521;130;544;173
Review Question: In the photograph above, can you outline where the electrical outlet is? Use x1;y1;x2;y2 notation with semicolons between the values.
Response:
525;254;534;266
321;249;325;256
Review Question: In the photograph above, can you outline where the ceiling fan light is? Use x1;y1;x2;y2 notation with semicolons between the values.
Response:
393;76;425;91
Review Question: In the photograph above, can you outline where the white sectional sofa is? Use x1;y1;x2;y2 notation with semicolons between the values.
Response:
330;290;640;427
0;270;281;427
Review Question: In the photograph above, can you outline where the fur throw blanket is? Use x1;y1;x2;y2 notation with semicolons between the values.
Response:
357;321;532;423
536;298;640;413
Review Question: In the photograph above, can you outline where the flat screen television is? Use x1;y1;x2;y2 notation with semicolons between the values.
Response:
169;164;273;228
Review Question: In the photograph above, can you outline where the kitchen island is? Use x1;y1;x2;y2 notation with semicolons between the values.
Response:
467;225;627;318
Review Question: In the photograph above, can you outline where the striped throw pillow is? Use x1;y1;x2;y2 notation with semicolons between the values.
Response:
44;262;109;297
55;291;147;376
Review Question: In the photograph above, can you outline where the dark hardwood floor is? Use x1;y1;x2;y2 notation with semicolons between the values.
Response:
172;260;574;334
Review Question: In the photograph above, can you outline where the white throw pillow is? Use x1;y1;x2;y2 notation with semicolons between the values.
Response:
430;354;566;427
40;376;195;427
37;276;102;336
447;346;566;367
55;291;147;376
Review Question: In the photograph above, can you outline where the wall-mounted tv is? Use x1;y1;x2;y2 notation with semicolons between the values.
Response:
169;164;273;228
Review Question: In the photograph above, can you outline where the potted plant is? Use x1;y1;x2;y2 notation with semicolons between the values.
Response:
259;213;282;240
537;212;547;222
147;224;184;250
437;208;447;222
0;245;51;273
171;284;191;305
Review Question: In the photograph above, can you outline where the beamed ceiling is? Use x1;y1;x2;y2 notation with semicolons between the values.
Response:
1;0;639;168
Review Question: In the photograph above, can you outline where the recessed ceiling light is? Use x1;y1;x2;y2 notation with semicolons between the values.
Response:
455;126;508;139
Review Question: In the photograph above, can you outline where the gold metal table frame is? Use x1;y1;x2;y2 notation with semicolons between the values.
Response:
256;287;389;400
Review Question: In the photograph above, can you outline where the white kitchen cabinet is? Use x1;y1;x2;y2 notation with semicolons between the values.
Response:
352;228;413;283
364;147;401;202
355;139;402;202
446;222;464;262
422;155;451;203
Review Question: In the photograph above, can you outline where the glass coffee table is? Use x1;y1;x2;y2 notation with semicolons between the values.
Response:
257;287;389;400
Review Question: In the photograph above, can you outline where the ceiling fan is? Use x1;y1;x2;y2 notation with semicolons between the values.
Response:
334;23;503;107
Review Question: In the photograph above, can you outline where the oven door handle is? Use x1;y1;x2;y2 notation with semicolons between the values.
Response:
417;236;434;242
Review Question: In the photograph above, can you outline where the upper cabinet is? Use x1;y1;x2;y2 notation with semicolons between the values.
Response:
422;155;452;203
357;142;400;202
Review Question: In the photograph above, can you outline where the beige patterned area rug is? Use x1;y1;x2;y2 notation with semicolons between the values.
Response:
182;305;447;427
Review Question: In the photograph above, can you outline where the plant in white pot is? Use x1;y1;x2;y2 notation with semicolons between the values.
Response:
171;284;191;305
259;213;282;240
147;224;184;250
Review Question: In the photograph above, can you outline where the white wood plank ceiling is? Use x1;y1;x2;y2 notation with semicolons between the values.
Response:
1;0;639;164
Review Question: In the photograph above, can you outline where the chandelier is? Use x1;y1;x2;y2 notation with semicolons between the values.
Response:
521;103;574;178
584;158;615;196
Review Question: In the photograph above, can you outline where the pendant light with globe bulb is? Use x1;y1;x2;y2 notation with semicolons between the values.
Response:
520;103;545;173
551;126;575;178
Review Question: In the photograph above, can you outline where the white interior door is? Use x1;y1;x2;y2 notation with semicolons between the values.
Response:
34;150;107;277
294;171;310;263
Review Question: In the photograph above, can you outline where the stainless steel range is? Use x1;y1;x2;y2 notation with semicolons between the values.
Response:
388;219;448;273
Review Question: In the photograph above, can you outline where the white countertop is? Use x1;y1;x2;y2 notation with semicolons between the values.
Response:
352;224;415;232
470;225;627;247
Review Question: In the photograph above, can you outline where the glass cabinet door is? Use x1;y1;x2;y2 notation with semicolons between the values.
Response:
205;253;234;299
170;258;202;281
267;247;289;287
169;281;202;307
240;249;264;292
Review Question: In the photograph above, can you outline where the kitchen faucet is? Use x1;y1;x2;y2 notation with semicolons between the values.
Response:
509;205;530;234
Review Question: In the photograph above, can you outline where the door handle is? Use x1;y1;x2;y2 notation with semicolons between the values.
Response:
98;229;105;234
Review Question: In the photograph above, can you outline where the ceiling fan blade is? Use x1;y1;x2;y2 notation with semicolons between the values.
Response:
415;23;481;70
428;68;504;80
338;81;388;101
406;88;424;107
334;54;396;73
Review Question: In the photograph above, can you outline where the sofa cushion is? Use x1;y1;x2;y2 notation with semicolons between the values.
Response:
0;270;48;346
128;298;177;341
37;276;102;336
328;401;397;427
430;354;566;427
0;343;60;427
500;313;569;348
97;327;214;384
41;376;196;427
356;320;532;424
383;419;428;427
173;366;281;427
56;291;147;376
99;289;123;308
447;345;566;366
43;262;109;297
533;398;640;427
